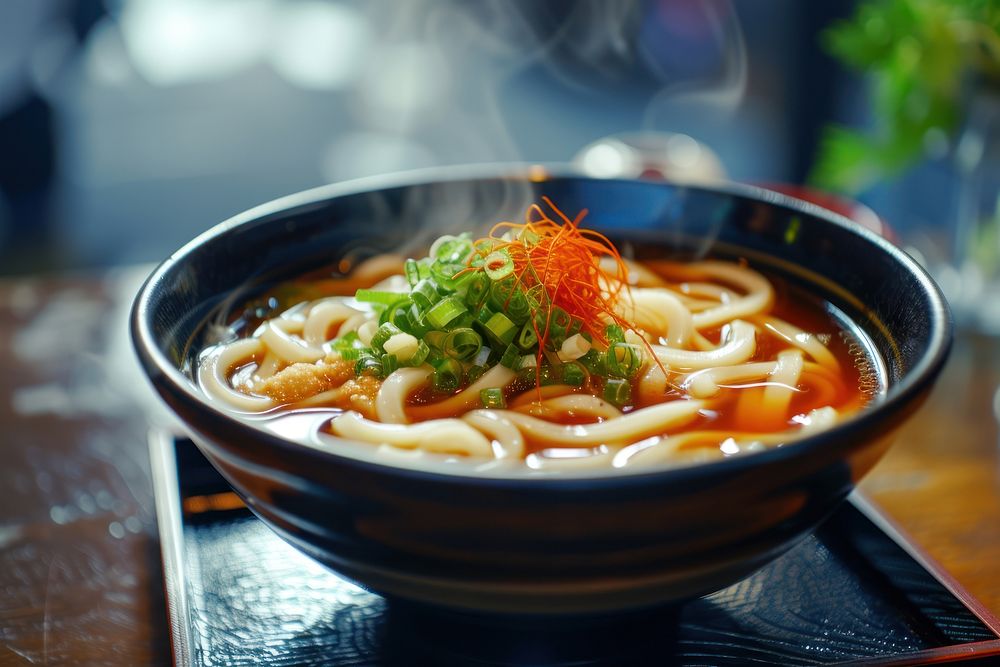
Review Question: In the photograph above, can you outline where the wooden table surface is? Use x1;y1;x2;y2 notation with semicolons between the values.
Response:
0;269;998;664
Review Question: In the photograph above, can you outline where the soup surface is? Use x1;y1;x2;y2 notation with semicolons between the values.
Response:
195;201;883;473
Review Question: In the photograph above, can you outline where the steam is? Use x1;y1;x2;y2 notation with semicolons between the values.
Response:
322;0;749;249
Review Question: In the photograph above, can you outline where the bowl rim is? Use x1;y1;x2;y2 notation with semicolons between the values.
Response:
131;163;953;486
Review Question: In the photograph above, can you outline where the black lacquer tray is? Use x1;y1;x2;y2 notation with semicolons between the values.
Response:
150;431;1000;666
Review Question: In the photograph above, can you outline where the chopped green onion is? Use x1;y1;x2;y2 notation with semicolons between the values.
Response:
605;324;625;344
517;321;538;350
338;347;362;361
464;273;490;307
579;349;606;375
607;342;643;379
538;365;560;386
406;304;430;338
567;318;583;338
432;358;463;391
404;259;421;287
411;279;441;310
370;322;403;354
466;365;487;383
380;353;399;375
558;361;587;387
479;387;506;409
431;260;466;290
604;378;631;406
450;312;475;329
474;305;497;327
540;306;572;348
425;330;447;349
488;278;530;323
483;312;517;346
484;250;514;281
402;339;430;367
355;289;408;306
355;353;383;377
505;290;532;324
380;297;413;328
331;331;360;350
425;296;467;329
499;343;521;369
519;354;538;369
443;328;482;361
432;234;473;262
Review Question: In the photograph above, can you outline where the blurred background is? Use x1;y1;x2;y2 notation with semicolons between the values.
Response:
0;0;997;329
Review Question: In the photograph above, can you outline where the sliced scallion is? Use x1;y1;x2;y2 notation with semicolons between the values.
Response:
465;273;490;307
559;361;587;387
479;387;506;409
411;279;441;310
355;353;383;377
443;328;482;361
499;343;521;369
605;324;625;344
425;296;467;329
484;250;514;281
483;312;517;346
404;259;420;287
355;289;408;306
517;321;538;350
380;353;400;375
607;342;643;378
402;339;430;367
432;358;463;391
604;378;631;406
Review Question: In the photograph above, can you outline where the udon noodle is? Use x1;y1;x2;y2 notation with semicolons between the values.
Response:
196;200;879;473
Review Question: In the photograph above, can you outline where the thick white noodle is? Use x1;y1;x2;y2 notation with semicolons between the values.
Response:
652;320;757;370
687;262;774;329
259;319;324;364
619;288;693;347
303;300;364;347
495;400;705;447
756;316;840;371
337;313;370;336
513;394;622;421
376;367;433;424
198;339;275;412
462;409;525;459
329;411;493;457
615;436;725;468
637;362;671;405
615;404;838;468
407;364;516;418
526;447;616;471
683;361;780;399
254;351;282;380
762;350;805;416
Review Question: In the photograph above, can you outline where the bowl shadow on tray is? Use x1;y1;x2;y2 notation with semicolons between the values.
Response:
134;169;952;618
376;600;684;666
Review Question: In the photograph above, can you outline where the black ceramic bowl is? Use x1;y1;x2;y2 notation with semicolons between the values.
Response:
132;167;951;615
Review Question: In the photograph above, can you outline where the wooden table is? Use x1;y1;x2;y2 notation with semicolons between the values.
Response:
0;269;998;664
